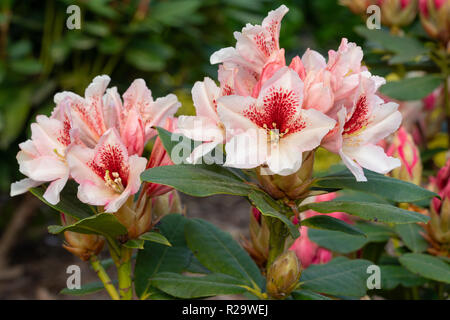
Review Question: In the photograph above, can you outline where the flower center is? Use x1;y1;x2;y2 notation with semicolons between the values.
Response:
104;170;125;193
243;87;305;138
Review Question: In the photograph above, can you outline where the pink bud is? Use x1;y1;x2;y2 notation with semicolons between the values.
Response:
430;160;450;213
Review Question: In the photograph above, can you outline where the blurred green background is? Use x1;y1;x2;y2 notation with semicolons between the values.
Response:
0;0;361;203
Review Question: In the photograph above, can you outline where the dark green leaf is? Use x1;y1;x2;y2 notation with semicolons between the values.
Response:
399;253;450;284
302;215;365;236
134;214;192;298
379;265;427;290
151;272;247;298
379;75;443;101
248;191;299;238
308;229;368;254
354;221;395;243
300;201;429;224
185;218;263;288
394;224;429;253
48;213;127;237
141;164;253;197
291;290;332;300
300;257;372;297
30;181;95;220
314;169;437;203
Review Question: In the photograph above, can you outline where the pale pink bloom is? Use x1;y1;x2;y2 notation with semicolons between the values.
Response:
10;114;72;204
217;67;335;175
322;73;402;181
66;128;147;213
429;159;450;214
211;5;289;96
290;193;351;268
177;77;226;163
55;76;180;156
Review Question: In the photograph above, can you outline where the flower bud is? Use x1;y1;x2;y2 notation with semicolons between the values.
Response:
339;0;376;15
151;190;183;220
423;160;450;256
419;0;450;45
256;151;314;200
266;251;302;299
61;214;104;261
115;195;152;240
379;0;418;28
386;127;423;185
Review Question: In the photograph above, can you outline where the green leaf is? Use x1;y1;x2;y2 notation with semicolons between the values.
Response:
291;290;332;300
300;201;429;224
354;26;428;64
314;169;437;203
379;75;443;101
47;213;127;237
10;58;43;75
139;231;172;247
394;224;429;253
185;218;263;288
134;214;192;298
300;257;372;297
248;191;299;238
379;265;427;290
30;181;95;220
150;272;247;299
354;221;395;243
141;164;253;197
308;229;368;254
60;280;118;296
399;253;450;284
123;239;145;249
301;215;365;236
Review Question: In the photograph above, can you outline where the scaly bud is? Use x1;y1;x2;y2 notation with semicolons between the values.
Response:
379;0;419;28
266;251;302;299
256;151;314;200
423;159;450;257
419;0;450;46
61;214;104;261
151;190;183;220
387;127;423;185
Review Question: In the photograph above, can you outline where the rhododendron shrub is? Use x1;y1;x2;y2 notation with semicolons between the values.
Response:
10;4;448;300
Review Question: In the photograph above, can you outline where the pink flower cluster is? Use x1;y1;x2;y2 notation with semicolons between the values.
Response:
11;76;180;212
178;5;402;180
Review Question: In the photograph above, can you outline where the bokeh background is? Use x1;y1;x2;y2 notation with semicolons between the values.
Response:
0;0;445;299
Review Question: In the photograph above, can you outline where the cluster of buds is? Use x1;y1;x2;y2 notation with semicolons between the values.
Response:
60;214;104;261
423;159;450;257
419;0;450;46
266;251;302;299
386;126;423;185
378;0;419;29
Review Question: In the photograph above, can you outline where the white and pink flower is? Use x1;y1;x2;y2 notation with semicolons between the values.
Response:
217;67;336;175
66;128;147;213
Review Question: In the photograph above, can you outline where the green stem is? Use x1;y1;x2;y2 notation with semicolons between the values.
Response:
90;255;120;300
118;246;133;300
266;217;288;269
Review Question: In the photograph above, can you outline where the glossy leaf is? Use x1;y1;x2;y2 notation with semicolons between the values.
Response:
301;215;365;236
248;191;299;238
47;213;127;237
150;272;247;299
394;224;428;253
134;214;192;298
399;253;450;284
139;231;172;247
308;229;368;254
313;169;437;203
300;201;429;224
185;218;263;288
300;257;372;297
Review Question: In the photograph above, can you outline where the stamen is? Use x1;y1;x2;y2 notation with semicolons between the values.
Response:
104;170;125;193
